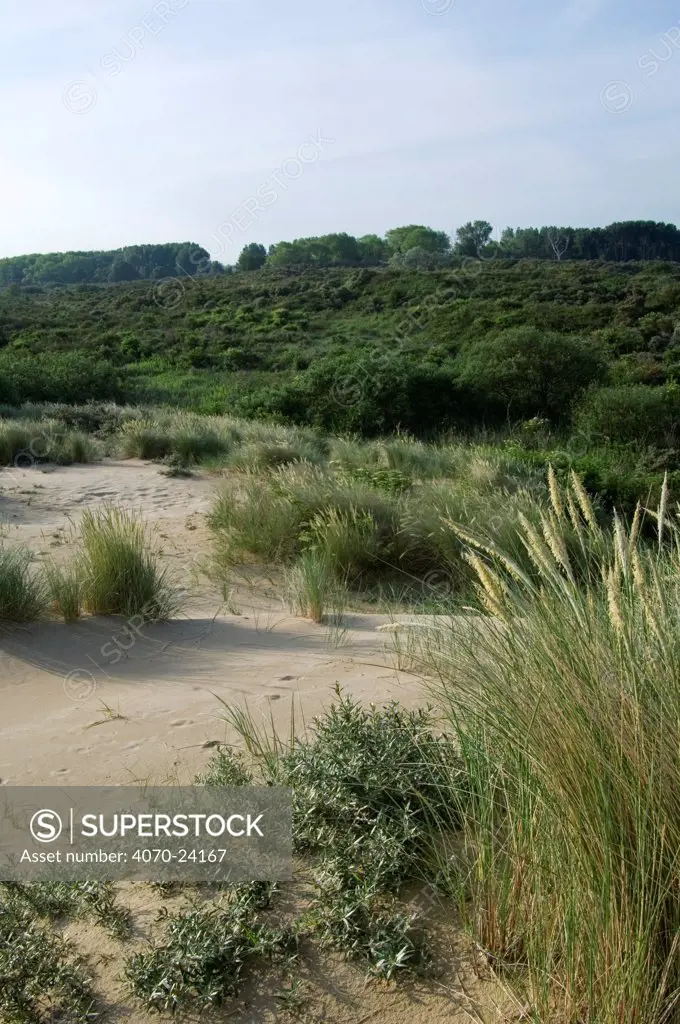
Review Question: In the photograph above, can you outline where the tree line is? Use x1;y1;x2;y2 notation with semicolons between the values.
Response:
238;221;680;270
2;220;680;289
0;243;220;289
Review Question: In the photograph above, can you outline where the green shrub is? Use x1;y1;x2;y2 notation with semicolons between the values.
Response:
214;695;464;978
257;354;470;436
0;351;119;404
8;881;131;939
0;895;96;1024
574;383;680;448
124;887;291;1013
457;327;609;421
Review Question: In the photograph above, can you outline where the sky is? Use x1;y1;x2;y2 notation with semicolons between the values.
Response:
2;0;680;262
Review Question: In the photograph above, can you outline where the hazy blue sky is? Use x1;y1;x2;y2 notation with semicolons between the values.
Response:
2;0;679;261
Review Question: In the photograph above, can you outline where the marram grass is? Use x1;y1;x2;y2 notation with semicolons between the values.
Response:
77;507;181;619
45;563;83;623
411;470;680;1022
0;545;48;621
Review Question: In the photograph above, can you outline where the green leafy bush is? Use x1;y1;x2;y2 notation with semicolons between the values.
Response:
457;327;609;422
0;352;120;404
574;383;680;448
0;892;96;1024
124;885;292;1013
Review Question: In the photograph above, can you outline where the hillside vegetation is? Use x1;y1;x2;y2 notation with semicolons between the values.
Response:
2;258;680;407
1;255;679;508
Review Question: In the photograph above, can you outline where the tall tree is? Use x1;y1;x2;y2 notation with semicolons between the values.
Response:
108;258;139;283
237;243;267;271
453;221;494;258
385;225;451;255
357;234;388;263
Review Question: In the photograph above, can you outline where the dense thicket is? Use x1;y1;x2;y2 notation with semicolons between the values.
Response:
1;255;680;505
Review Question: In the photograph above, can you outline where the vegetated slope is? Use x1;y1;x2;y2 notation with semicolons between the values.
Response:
1;259;679;442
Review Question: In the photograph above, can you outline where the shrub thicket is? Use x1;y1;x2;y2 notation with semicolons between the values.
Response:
0;259;678;444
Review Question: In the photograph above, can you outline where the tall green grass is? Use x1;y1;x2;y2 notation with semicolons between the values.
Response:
77;508;180;619
0;419;99;466
285;549;337;622
411;472;680;1021
0;546;48;621
209;454;548;600
119;414;234;463
117;411;328;470
46;564;83;623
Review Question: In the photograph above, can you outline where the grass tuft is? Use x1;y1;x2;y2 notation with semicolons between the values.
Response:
285;548;335;622
0;546;48;622
77;507;180;619
46;563;83;622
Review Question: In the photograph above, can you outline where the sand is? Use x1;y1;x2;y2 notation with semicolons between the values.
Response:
0;460;428;786
0;459;517;1023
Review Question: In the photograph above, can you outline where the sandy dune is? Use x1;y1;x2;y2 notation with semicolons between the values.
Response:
0;609;424;786
0;460;514;1022
0;460;424;785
